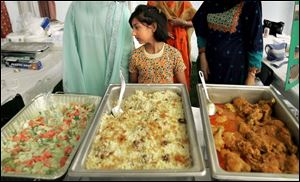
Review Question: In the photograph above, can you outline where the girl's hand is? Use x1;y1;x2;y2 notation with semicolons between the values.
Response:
245;73;256;85
129;72;138;83
199;52;210;81
175;71;188;91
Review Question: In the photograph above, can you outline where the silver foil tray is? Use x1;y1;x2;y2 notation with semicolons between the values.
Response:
69;84;206;178
1;93;101;180
1;42;53;53
197;84;299;181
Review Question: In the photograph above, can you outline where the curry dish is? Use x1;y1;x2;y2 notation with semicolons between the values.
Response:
210;97;299;173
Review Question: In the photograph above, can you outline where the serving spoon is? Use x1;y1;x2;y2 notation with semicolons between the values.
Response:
198;71;216;116
112;71;125;117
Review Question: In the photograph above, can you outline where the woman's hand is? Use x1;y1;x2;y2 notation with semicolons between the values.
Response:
245;72;256;85
169;18;187;27
199;52;210;81
168;32;175;39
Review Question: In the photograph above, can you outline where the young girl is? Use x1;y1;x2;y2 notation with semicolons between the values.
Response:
128;5;187;88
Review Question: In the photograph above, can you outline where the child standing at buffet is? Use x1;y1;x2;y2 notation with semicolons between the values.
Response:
128;5;188;89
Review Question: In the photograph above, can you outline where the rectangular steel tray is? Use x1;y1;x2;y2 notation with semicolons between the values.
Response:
1;93;101;180
1;42;53;53
197;84;299;181
68;84;206;178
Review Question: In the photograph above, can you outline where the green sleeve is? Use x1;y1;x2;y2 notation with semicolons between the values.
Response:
247;51;262;69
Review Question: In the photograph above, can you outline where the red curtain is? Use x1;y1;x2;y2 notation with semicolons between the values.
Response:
38;1;56;21
1;1;13;38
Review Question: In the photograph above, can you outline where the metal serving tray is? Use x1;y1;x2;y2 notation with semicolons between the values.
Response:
1;93;101;180
197;84;299;181
68;84;206;179
1;42;53;53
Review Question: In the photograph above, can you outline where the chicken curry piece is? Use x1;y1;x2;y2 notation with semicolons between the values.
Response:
210;97;299;173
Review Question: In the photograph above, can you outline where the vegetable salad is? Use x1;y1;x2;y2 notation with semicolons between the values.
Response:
1;102;95;175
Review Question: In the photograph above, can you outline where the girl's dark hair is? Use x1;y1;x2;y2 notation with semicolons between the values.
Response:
129;5;168;42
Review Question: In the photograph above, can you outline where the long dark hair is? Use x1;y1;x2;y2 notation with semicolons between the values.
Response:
129;5;169;42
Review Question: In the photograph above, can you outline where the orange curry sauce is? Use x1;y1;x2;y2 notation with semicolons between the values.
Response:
209;104;242;169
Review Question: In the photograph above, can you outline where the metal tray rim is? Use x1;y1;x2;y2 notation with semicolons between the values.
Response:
197;84;299;180
1;93;101;180
69;84;207;177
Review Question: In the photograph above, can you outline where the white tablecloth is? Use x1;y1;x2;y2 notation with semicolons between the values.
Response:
1;47;63;106
263;36;299;110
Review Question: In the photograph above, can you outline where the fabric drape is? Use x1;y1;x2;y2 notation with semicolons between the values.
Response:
63;2;133;96
1;1;12;38
38;1;56;21
18;1;40;17
147;1;196;91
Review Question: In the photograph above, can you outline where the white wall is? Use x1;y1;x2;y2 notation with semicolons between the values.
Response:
262;1;295;35
55;1;72;22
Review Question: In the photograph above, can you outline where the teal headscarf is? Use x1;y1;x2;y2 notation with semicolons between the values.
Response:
63;1;133;96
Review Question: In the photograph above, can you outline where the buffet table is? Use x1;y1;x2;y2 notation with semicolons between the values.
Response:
1;84;298;181
1;45;63;106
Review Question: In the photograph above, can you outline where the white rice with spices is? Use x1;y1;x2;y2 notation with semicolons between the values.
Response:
85;90;191;169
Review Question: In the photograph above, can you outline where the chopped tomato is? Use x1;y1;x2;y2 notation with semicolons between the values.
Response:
60;156;68;167
24;159;34;167
19;133;29;142
76;135;80;141
43;151;53;159
66;112;73;118
36;116;44;122
40;130;56;139
43;159;51;168
209;115;218;125
3;166;16;172
12;131;29;142
58;135;68;140
33;156;44;162
64;145;73;156
29;120;35;127
63;118;72;126
11;146;22;155
74;109;80;116
29;118;45;127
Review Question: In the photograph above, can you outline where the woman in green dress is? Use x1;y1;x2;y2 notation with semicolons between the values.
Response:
63;1;133;96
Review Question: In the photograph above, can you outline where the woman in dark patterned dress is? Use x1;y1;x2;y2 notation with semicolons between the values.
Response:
192;0;263;85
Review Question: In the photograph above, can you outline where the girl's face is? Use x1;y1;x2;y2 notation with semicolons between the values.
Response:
131;18;156;44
